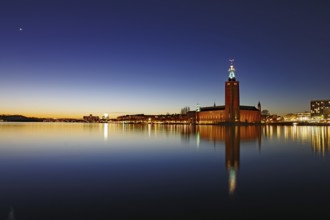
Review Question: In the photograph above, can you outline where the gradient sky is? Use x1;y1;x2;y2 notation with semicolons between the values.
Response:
1;0;329;118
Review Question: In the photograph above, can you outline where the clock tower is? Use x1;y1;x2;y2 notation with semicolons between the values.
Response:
225;60;240;122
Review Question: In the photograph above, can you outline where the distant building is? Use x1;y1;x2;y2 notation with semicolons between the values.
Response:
116;114;189;124
195;61;261;124
83;114;100;123
297;111;311;121
117;114;149;122
311;100;330;118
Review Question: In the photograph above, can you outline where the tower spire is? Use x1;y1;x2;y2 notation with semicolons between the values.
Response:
228;59;236;81
196;103;200;112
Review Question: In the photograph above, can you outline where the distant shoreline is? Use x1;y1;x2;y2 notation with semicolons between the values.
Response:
1;120;329;126
1;114;329;126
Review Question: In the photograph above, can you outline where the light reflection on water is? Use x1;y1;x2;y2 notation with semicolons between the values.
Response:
263;125;330;157
0;122;330;219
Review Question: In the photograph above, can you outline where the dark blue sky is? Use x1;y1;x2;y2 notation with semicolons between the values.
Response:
1;0;329;118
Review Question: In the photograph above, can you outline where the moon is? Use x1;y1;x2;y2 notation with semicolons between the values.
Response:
19;28;23;31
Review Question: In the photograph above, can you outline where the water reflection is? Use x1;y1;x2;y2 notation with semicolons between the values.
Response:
7;207;14;220
108;124;262;195
194;126;261;195
263;125;330;158
103;123;108;141
311;126;330;158
1;123;330;219
225;126;240;195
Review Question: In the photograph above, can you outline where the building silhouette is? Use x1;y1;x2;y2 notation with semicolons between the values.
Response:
83;114;100;123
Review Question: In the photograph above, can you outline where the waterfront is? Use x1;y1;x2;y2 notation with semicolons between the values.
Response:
0;123;330;219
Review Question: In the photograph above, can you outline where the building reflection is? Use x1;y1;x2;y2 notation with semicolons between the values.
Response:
311;126;330;158
263;125;330;158
106;123;329;159
225;126;240;195
194;125;262;195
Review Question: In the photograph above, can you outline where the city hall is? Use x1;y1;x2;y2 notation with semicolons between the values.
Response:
195;61;261;124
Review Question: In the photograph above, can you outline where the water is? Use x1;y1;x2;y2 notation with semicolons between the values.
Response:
0;122;329;219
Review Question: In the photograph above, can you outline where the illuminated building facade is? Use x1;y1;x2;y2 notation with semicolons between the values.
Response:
196;61;261;124
311;100;330;118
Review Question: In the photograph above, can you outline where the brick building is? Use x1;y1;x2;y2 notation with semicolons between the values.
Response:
196;61;261;124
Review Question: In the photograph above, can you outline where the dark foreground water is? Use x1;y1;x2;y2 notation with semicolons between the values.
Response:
0;123;329;219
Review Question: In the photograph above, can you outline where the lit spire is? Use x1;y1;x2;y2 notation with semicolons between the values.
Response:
196;103;200;112
228;59;236;81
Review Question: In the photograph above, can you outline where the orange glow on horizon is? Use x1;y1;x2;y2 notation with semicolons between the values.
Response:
1;110;179;119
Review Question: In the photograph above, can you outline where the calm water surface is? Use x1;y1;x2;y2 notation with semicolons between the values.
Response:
0;122;329;219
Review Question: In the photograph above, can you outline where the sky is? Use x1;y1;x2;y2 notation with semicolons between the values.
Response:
0;0;329;118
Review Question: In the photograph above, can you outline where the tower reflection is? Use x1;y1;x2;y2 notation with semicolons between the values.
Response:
196;125;261;195
225;126;240;195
